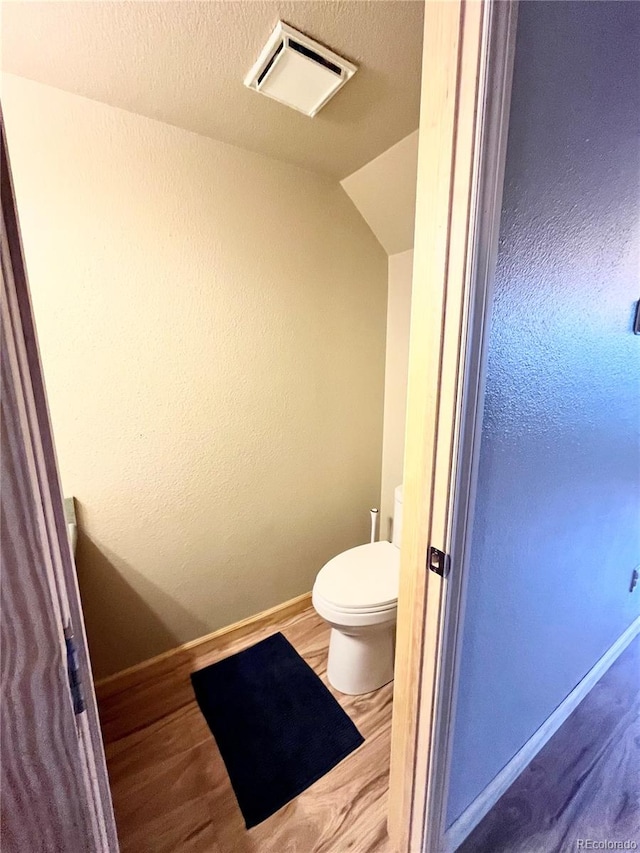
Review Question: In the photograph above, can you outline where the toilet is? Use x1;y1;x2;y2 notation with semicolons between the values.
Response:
312;485;403;695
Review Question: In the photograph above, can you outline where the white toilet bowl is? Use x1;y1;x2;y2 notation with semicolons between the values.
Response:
313;580;398;693
312;487;403;695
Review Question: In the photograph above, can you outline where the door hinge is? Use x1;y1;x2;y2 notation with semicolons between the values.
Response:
428;546;450;578
64;621;86;716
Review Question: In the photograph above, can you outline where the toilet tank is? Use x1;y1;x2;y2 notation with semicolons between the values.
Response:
392;485;404;548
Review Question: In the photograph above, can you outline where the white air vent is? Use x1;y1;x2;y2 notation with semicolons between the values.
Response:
244;22;357;117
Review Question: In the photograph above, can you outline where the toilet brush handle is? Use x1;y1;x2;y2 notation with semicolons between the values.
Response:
370;508;379;544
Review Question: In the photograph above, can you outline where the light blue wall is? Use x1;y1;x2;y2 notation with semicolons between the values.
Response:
446;1;640;826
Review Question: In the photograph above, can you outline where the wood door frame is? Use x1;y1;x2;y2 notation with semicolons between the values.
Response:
1;112;119;851
388;2;518;851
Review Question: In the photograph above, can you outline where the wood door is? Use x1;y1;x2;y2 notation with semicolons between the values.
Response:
0;115;119;851
387;1;516;851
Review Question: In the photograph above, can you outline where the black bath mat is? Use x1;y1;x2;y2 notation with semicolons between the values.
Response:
191;632;364;828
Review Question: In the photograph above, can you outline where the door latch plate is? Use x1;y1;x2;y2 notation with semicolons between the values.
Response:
428;547;450;578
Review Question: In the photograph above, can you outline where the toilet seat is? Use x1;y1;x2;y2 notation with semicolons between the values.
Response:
313;541;400;612
313;593;396;616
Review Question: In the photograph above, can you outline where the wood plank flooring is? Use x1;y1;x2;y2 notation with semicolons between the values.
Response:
456;634;640;853
97;606;394;853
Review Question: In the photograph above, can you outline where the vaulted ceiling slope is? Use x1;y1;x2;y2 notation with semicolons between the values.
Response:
1;0;424;178
342;130;418;254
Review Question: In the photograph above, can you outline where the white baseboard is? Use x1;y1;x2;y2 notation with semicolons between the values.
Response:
444;614;640;852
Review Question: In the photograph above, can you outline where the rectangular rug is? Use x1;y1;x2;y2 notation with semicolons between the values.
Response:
191;631;364;828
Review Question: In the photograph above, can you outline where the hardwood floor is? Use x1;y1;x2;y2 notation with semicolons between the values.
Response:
456;634;640;853
97;606;394;853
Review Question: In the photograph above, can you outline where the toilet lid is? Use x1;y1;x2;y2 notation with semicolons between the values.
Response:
314;541;400;611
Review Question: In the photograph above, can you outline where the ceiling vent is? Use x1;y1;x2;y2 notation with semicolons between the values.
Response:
244;22;357;117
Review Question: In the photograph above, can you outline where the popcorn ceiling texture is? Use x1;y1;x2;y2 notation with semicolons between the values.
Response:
3;74;388;678
1;0;424;179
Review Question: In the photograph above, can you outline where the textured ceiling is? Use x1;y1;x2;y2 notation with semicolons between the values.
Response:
1;0;424;178
342;130;418;254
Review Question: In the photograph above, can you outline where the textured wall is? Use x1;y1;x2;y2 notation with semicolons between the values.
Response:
447;1;640;825
380;250;413;538
3;74;387;678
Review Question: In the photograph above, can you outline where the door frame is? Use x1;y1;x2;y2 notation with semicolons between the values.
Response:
388;2;518;851
1;112;119;851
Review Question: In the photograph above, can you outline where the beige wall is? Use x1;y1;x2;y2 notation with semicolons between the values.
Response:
341;131;418;255
2;74;388;678
380;250;413;540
